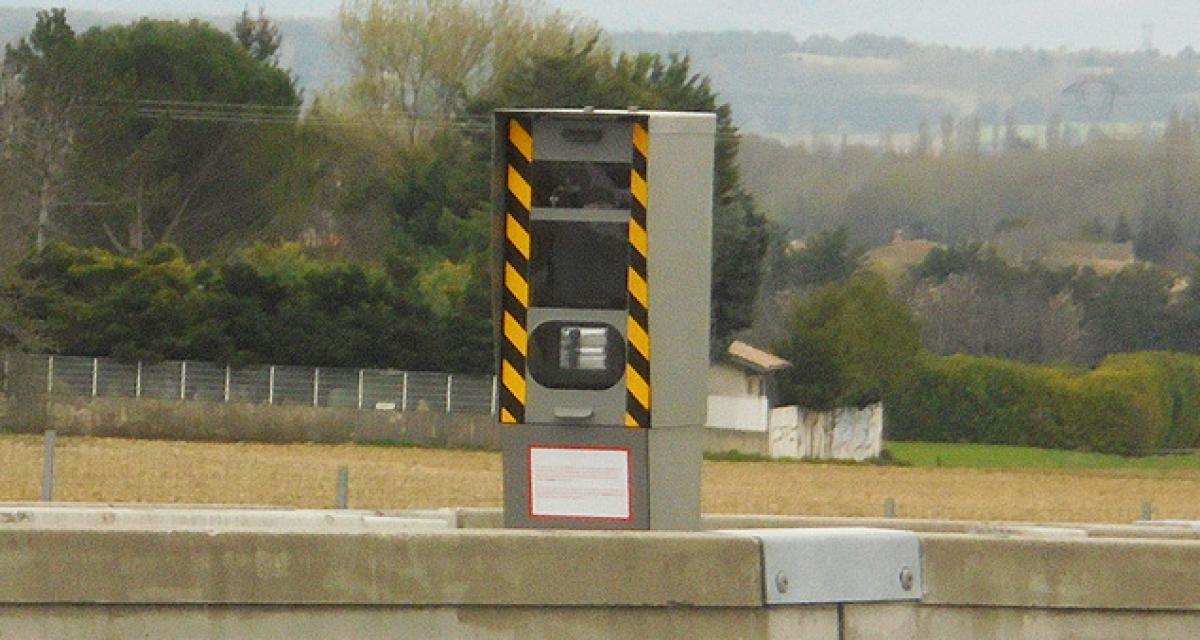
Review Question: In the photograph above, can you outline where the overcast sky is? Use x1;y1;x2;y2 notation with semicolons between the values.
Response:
2;0;1199;52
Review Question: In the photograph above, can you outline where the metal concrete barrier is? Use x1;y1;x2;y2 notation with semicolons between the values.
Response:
716;528;922;604
1;505;1199;639
0;504;455;533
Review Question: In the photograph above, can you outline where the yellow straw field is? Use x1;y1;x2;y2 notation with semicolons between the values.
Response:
2;435;1198;524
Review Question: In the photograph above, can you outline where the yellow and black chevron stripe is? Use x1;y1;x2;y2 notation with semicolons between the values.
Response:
626;117;652;428
500;117;533;425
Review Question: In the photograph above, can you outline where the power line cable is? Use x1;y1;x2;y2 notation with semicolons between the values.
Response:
65;98;740;137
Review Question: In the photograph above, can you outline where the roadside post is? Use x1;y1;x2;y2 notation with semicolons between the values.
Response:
493;108;715;530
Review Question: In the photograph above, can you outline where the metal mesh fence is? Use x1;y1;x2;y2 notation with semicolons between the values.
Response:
272;366;315;406
141;361;183;400
449;375;495;414
50;356;93;396
406;372;448;412
361;369;405;410
2;353;497;415
229;366;270;404
97;360;137;397
317;367;360;408
187;361;228;402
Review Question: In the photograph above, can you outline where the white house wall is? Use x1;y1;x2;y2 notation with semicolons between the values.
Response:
707;364;755;396
706;395;769;432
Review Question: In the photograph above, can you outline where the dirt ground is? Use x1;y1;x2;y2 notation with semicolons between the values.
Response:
2;435;1199;524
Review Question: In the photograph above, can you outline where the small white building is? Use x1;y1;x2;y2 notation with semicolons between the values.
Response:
705;340;884;461
706;340;791;433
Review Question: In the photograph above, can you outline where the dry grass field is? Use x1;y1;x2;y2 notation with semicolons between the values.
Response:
2;434;1199;524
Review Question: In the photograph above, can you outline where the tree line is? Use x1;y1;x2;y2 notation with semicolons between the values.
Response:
0;3;768;370
742;108;1200;268
9;4;1200;455
16;241;491;372
757;226;1200;452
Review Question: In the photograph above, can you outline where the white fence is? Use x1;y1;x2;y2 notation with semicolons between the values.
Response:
768;403;884;461
706;395;769;432
2;354;497;415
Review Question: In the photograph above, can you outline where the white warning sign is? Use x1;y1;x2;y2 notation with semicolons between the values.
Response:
528;446;632;520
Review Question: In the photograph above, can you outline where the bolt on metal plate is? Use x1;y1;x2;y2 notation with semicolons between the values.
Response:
774;571;790;594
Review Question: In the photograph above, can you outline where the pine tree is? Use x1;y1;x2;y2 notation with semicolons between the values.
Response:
939;113;955;156
1112;214;1133;243
913;118;932;158
1045;112;1062;149
234;7;282;63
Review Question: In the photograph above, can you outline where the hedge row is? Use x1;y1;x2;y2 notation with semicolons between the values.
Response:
885;352;1200;456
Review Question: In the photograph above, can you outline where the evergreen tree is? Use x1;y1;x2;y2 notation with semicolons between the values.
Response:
958;114;982;155
1134;194;1181;263
1;8;81;251
1112;214;1133;243
775;226;858;290
1079;265;1172;358
939;113;954;156
1045;112;1062;150
1003;108;1030;151
69;18;300;254
913;117;932;158
234;7;282;63
774;273;920;410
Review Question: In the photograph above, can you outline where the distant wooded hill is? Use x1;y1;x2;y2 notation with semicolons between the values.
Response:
6;8;1200;141
611;31;1200;142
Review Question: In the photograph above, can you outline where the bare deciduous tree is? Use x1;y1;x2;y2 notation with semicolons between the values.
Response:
908;273;1085;364
337;0;597;144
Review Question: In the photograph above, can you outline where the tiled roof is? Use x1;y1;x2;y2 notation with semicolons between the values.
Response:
726;340;791;373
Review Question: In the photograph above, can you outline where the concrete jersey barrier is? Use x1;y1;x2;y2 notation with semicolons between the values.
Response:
0;505;1199;639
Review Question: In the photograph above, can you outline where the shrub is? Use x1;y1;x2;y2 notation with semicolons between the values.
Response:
887;354;1064;448
887;351;1200;455
775;273;921;410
